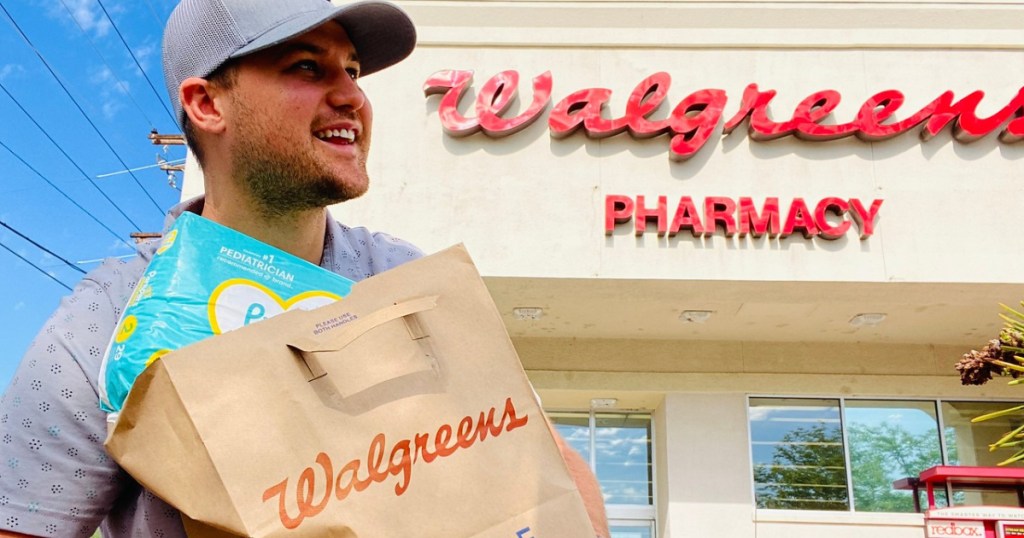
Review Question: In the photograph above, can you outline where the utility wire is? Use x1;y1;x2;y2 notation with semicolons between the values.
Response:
0;0;165;215
0;219;86;275
0;81;143;234
0;140;134;250
94;0;177;126
141;0;166;34
0;240;73;292
76;253;135;265
96;158;185;178
0;138;134;250
56;0;157;131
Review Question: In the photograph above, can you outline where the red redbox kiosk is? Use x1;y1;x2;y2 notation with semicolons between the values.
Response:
894;466;1024;538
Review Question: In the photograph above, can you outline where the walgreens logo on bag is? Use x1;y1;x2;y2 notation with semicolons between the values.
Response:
261;397;530;529
926;520;984;537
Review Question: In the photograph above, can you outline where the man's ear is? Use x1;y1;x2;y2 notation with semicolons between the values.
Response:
180;77;227;135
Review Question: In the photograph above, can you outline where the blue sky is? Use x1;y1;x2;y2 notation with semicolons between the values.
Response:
1;0;185;387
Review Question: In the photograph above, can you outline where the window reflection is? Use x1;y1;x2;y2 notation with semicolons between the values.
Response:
943;401;1024;468
595;413;653;505
749;398;849;510
943;401;1024;507
610;524;653;538
951;486;1021;508
550;411;655;535
551;412;592;464
749;397;1024;514
551;412;653;506
845;400;942;513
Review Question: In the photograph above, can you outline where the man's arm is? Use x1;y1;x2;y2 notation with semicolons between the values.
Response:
547;418;610;538
0;273;134;534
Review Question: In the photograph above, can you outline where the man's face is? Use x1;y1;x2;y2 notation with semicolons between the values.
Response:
220;21;373;216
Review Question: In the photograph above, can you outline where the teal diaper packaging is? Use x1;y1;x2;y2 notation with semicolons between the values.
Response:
98;212;354;413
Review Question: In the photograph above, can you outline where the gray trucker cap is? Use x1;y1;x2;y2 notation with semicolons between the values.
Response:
162;0;416;128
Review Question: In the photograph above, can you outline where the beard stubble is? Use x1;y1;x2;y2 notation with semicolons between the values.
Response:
229;97;370;219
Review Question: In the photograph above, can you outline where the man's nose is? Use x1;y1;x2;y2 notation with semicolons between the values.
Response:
326;74;365;110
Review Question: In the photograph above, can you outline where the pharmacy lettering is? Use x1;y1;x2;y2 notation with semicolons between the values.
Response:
423;70;1024;161
606;195;883;240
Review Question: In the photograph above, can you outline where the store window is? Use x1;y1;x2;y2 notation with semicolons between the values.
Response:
749;397;1024;513
549;411;655;537
942;401;1024;507
749;398;848;510
845;400;944;512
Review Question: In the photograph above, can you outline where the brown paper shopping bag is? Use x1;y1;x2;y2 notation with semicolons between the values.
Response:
105;245;594;537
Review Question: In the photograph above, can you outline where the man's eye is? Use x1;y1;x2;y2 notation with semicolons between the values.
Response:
346;67;360;80
293;60;320;74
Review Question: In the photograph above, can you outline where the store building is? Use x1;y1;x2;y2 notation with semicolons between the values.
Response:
181;1;1024;536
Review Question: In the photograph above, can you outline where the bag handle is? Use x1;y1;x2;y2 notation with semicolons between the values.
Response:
287;295;439;382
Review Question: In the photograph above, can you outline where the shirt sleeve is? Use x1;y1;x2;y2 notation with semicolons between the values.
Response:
0;272;133;536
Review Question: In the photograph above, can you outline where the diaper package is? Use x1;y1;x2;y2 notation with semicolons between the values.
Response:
98;212;354;413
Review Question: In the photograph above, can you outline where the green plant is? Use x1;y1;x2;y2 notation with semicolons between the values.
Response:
958;302;1024;465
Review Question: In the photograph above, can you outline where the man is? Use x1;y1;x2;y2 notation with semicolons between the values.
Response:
0;0;608;536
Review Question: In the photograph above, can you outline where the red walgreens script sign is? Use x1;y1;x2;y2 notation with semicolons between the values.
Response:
424;70;1024;160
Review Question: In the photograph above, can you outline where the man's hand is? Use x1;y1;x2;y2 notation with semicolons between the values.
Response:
546;418;611;538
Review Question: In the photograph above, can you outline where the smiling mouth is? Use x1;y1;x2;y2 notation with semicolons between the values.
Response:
314;128;356;144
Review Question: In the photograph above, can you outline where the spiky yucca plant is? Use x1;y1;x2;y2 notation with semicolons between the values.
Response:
960;303;1024;465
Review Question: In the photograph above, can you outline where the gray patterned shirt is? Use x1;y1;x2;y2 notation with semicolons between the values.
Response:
0;197;422;536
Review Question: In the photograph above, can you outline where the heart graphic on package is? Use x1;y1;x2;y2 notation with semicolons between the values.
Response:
208;279;341;334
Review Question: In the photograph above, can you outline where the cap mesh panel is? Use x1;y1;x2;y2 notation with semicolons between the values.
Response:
163;0;243;126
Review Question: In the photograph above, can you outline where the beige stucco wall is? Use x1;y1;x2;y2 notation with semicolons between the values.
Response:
657;393;756;538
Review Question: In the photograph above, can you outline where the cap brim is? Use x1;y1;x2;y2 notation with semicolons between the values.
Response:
229;1;416;77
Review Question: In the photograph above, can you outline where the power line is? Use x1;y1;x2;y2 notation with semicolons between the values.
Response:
96;157;185;178
141;0;166;30
94;0;177;127
0;219;86;275
0;138;135;250
0;240;73;292
0;81;143;234
56;0;157;131
0;0;165;215
76;253;135;265
0;138;134;250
